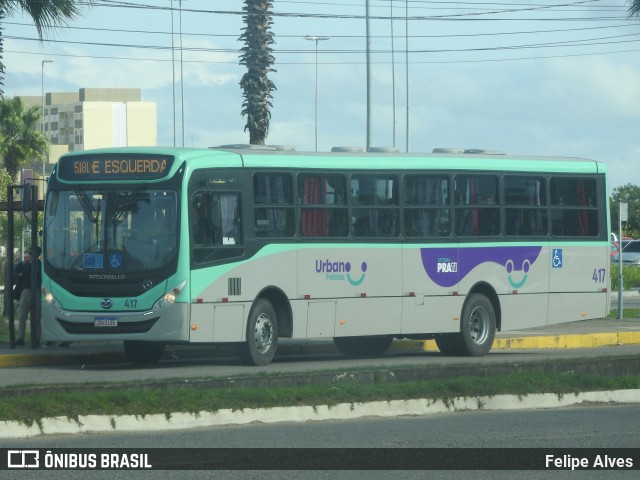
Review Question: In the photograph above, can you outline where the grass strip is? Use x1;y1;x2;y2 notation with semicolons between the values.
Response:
608;309;640;318
1;370;638;425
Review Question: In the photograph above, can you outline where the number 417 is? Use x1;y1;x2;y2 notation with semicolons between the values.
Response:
592;268;606;284
124;299;138;308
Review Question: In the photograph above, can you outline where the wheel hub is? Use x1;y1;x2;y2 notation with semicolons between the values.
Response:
468;306;490;345
253;313;273;353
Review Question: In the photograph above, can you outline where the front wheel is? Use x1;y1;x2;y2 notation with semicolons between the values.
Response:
123;341;166;365
238;298;278;366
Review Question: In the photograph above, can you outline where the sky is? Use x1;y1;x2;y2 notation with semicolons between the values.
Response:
3;0;640;192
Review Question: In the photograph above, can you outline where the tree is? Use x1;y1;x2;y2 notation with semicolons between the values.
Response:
0;0;93;98
0;96;47;182
239;0;276;145
630;0;640;18
610;183;640;238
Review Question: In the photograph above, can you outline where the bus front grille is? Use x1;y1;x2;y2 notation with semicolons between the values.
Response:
56;317;159;334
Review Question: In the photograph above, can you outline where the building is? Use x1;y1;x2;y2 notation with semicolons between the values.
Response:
21;87;157;176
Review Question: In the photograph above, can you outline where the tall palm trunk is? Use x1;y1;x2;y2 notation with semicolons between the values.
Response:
239;0;276;145
0;9;4;99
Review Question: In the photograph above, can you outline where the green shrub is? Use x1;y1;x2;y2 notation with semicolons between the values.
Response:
610;264;640;290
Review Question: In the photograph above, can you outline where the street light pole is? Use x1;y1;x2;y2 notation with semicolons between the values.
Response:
179;0;186;147
366;0;371;151
41;59;54;178
304;35;330;152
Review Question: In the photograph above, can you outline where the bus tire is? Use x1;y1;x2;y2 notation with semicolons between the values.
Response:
238;298;278;366
333;335;393;357
435;294;496;356
123;341;166;365
458;293;496;356
434;334;462;356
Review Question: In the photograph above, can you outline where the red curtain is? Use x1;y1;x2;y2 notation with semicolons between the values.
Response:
301;178;328;237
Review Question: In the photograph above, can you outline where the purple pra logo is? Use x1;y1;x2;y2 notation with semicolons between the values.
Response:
315;259;368;286
421;246;542;289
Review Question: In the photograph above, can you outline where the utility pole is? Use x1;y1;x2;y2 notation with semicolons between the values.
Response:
366;0;371;150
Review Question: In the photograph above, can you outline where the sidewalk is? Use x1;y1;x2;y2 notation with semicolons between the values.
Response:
2;315;640;368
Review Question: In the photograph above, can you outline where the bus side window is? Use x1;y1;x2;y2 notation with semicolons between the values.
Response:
550;177;598;237
351;174;399;237
253;172;295;238
191;192;243;263
403;174;450;237
454;175;500;237
299;174;348;238
219;194;242;245
191;193;215;245
504;176;547;237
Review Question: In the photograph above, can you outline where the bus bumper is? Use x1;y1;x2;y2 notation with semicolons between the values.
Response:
40;302;190;343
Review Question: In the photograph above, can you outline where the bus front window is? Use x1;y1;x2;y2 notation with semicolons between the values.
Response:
45;188;179;273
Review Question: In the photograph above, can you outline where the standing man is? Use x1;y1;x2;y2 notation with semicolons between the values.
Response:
15;247;41;346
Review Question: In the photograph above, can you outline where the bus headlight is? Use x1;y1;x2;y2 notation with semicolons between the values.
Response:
155;280;186;310
42;288;60;309
165;280;186;303
44;292;55;304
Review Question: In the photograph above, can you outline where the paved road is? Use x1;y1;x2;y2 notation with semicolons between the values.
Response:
612;290;640;310
1;315;639;440
1;344;640;389
2;404;638;479
0;313;639;384
1;315;640;386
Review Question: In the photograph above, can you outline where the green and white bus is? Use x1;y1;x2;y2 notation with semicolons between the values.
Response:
41;146;610;365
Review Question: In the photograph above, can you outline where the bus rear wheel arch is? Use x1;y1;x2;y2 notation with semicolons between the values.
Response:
435;292;496;357
238;298;279;366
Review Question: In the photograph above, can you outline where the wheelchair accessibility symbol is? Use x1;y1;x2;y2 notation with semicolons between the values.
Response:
552;249;563;268
110;253;123;269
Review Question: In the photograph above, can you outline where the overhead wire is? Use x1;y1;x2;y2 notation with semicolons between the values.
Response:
4;0;639;65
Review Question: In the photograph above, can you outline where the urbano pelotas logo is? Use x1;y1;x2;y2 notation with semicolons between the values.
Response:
315;259;368;286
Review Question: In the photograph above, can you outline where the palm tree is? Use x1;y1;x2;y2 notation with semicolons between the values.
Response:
630;0;640;17
0;0;93;98
0;96;47;182
239;0;276;145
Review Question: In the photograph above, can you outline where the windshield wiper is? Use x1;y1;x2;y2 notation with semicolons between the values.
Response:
74;186;100;224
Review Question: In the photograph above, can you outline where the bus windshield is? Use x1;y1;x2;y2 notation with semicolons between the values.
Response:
45;187;178;273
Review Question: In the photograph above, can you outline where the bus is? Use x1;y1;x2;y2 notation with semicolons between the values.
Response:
41;146;611;365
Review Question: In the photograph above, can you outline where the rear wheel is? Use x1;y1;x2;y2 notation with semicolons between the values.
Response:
434;334;461;356
333;335;393;357
123;341;166;364
238;298;278;366
435;293;496;357
460;293;496;356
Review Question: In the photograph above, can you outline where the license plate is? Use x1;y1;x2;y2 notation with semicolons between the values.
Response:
94;317;118;327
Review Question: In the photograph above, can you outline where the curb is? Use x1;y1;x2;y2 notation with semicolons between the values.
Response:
1;389;638;439
392;332;640;353
2;332;640;368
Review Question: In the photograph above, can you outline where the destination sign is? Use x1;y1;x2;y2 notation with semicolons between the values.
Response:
57;155;174;181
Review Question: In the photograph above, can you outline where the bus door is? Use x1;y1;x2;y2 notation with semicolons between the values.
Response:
188;175;246;343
